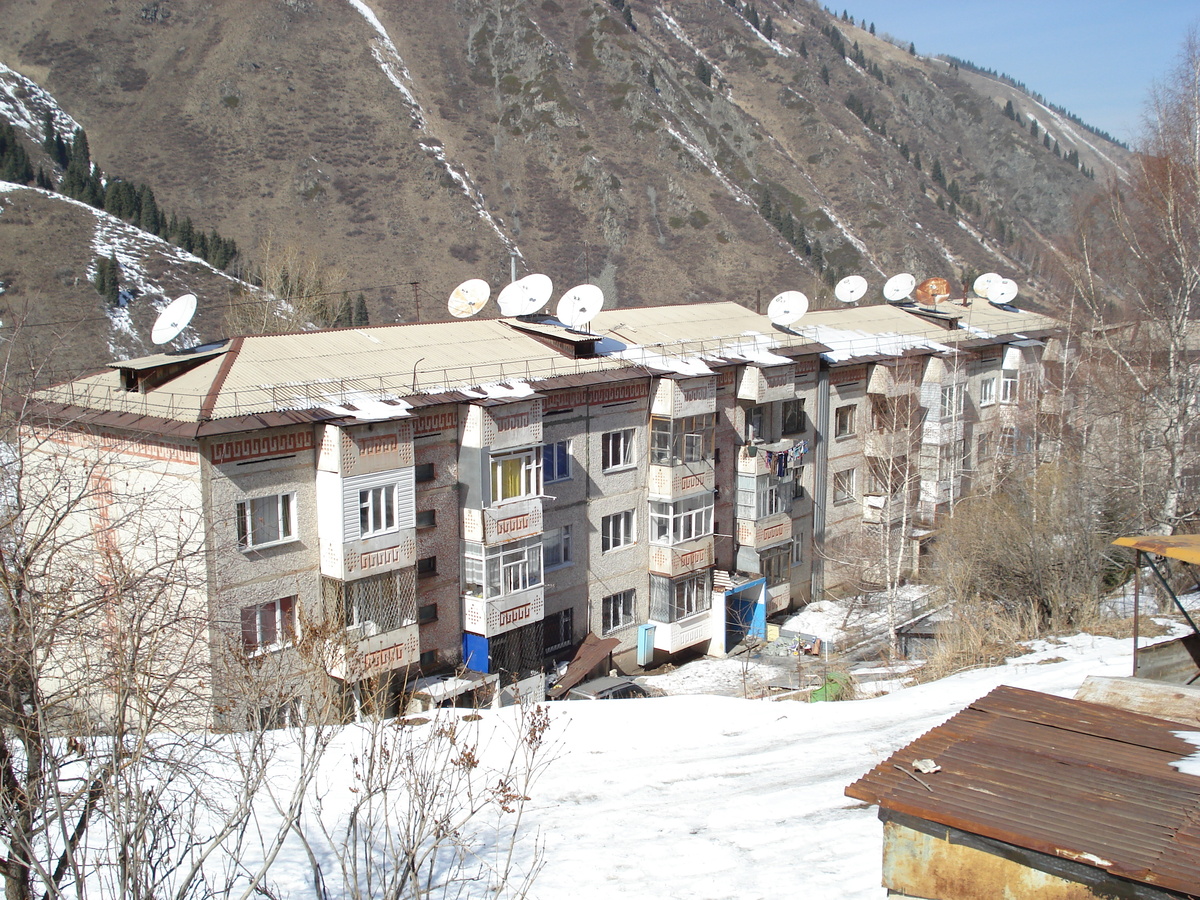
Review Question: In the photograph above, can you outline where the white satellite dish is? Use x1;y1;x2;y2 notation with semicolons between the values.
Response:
767;290;809;326
973;272;1000;297
986;278;1019;306
447;278;490;318
883;273;916;303
151;292;197;345
497;273;553;316
835;275;868;304
556;284;605;331
519;273;553;314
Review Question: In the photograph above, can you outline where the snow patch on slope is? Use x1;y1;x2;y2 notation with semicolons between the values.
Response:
0;62;79;138
346;1;521;259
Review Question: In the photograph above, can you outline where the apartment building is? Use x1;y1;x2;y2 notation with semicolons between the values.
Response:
24;297;1062;722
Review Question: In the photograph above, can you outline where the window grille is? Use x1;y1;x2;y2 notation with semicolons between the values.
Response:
325;569;417;634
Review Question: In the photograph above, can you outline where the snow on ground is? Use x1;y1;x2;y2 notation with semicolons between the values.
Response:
241;622;1194;900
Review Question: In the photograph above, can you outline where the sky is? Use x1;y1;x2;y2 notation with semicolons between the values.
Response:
834;1;1200;146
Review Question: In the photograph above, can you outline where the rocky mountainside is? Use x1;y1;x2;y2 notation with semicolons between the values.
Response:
0;0;1128;375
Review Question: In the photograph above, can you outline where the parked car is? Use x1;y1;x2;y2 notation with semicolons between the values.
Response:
565;676;650;700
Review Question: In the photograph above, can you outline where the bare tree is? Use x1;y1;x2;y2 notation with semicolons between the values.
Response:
226;236;348;336
1064;30;1200;533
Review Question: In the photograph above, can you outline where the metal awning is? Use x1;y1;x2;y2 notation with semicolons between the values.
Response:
547;633;619;699
1113;534;1200;565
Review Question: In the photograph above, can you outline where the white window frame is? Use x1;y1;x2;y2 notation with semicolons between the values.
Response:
359;484;398;538
601;510;636;552
760;545;790;587
462;537;544;600
1000;369;1019;404
543;525;573;570
241;596;298;654
602;429;636;471
791;530;804;567
236;493;297;550
978;376;996;407
941;384;965;419
602;589;636;634
835;404;856;438
543;440;572;483
833;468;856;504
490;447;542;504
649;494;714;545
672;571;711;620
651;415;715;465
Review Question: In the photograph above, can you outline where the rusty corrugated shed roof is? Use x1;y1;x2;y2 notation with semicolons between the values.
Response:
845;685;1200;895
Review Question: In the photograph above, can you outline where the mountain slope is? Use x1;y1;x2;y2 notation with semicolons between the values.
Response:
0;0;1127;372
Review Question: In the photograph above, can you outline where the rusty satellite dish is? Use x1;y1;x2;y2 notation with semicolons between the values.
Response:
914;277;952;305
447;278;490;318
973;272;1000;298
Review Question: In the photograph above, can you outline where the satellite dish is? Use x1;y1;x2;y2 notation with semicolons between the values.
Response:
973;272;1000;297
986;278;1019;306
835;275;868;304
883;273;916;303
497;273;553;316
915;276;952;305
151;292;197;345
519;273;553;314
556;284;605;331
447;278;490;318
767;290;809;327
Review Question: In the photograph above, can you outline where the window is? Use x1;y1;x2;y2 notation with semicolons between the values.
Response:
601;510;636;552
672;571;710;620
416;509;436;528
833;468;856;504
650;415;715;465
791;530;804;567
417;556;437;578
415;463;435;483
256;698;302;730
1000;369;1019;404
940;384;964;418
462;538;543;599
977;432;993;461
835;404;856;438
760;545;790;587
602;429;636;471
543;440;572;482
330;569;417;633
236;493;296;550
241;596;297;653
419;649;438;668
359;484;398;537
736;474;790;519
418;602;438;624
649;494;714;545
782;399;806;435
978;376;996;406
544;608;574;653
746;405;766;442
543;525;573;569
490;448;541;503
602;589;635;633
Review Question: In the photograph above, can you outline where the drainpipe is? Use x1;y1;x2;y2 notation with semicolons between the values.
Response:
811;363;830;603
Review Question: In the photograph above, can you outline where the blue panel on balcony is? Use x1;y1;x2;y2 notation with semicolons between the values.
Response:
637;624;656;667
462;632;491;673
725;577;767;651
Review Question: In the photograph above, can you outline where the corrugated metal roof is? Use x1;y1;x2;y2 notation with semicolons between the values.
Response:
845;685;1200;895
591;302;825;354
1114;534;1200;566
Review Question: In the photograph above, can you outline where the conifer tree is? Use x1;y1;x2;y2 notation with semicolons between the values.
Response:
354;293;369;327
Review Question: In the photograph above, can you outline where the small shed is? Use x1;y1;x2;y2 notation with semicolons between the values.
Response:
845;685;1200;899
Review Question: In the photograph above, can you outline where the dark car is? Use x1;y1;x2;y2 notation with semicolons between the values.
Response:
565;676;650;700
